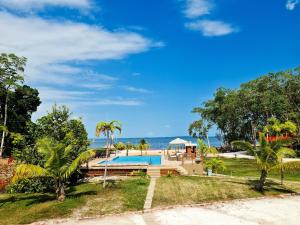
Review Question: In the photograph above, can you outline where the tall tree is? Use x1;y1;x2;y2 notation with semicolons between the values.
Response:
189;116;212;147
195;67;300;145
1;85;41;156
95;121;122;188
0;53;27;157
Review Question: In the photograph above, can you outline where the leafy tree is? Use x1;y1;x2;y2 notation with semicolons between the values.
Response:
263;117;297;137
115;142;126;150
195;67;300;146
0;53;27;157
232;133;298;191
95;121;122;188
189;117;212;147
197;139;218;162
138;139;150;156
35;105;89;160
11;137;95;201
1;85;41;156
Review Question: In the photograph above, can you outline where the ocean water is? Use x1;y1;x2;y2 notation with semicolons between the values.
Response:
89;136;221;150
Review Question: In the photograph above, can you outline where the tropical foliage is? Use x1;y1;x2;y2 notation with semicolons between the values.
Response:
189;118;212;147
11;137;95;201
192;68;300;147
205;158;226;174
232;133;299;191
95;120;122;188
196;139;218;161
138;139;150;155
0;54;40;157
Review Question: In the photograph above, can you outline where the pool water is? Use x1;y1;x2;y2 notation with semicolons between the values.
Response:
98;156;161;165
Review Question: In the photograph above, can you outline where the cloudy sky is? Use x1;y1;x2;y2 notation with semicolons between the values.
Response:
0;0;299;138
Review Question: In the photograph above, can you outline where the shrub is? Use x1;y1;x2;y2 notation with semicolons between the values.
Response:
115;142;126;150
205;158;226;174
6;177;55;194
166;170;173;177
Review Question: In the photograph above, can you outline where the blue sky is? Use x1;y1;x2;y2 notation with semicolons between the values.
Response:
0;0;299;138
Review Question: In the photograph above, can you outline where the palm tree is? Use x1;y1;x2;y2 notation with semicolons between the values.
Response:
205;158;226;174
95;121;122;188
232;133;297;191
11;137;95;201
138;139;150;156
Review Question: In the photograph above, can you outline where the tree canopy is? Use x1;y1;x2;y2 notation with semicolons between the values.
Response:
193;67;300;146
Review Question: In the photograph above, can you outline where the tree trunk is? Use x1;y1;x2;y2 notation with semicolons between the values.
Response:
126;149;128;156
103;132;110;188
0;94;9;158
57;181;66;201
280;168;284;185
257;169;268;191
206;133;211;148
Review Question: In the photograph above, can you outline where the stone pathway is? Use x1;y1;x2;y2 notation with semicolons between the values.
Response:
143;177;157;210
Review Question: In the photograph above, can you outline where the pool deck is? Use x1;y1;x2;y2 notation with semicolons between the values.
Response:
83;152;188;176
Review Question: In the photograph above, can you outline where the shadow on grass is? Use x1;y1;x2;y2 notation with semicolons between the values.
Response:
0;185;100;207
223;179;297;195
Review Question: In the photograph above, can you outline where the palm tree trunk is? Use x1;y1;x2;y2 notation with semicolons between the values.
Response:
57;181;66;201
103;132;110;188
257;169;268;191
206;133;211;148
280;168;284;185
0;94;9;158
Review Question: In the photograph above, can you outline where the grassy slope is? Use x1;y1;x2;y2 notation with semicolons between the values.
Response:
220;158;300;182
153;176;300;208
0;178;149;225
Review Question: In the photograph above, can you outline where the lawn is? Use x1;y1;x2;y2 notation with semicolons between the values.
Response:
0;178;149;225
152;176;300;208
220;158;300;182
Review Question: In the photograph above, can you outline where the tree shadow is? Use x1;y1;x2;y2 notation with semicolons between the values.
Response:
223;179;297;195
0;194;56;207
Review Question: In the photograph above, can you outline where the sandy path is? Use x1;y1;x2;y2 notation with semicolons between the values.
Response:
39;195;300;225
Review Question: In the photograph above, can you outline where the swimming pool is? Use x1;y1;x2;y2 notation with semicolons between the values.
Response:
98;156;161;165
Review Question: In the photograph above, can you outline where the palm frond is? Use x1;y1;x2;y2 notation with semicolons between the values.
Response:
276;147;296;161
12;164;49;183
63;149;96;179
272;161;300;172
231;140;254;154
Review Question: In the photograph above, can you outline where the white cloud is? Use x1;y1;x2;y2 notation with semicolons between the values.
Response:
185;20;237;37
38;87;92;101
0;0;92;11
184;0;214;18
123;86;151;93
286;0;299;10
92;99;142;106
81;84;112;90
0;12;159;85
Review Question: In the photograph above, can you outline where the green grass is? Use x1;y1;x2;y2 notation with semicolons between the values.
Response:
220;158;300;182
152;176;300;208
82;178;149;217
0;178;149;225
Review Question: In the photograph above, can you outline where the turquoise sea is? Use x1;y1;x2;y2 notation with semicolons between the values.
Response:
89;136;221;150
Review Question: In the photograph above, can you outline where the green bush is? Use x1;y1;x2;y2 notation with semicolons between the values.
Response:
6;177;55;194
115;142;126;150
